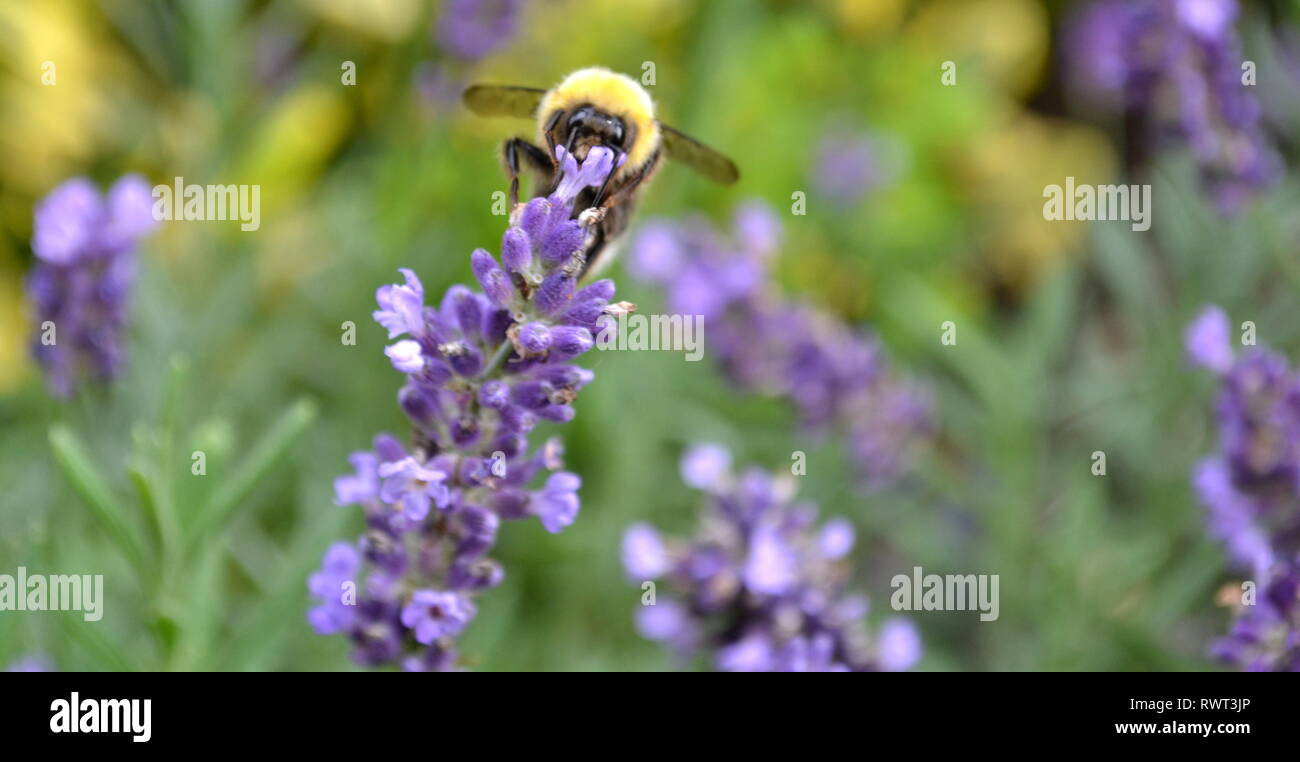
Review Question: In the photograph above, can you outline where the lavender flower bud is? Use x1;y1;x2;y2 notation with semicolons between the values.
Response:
471;248;516;307
498;404;536;433
536;404;575;424
448;558;506;591
541;220;586;264
534;271;575;317
517;322;553;354
398;382;439;426
478;379;510;409
443;341;483;376
455;505;500;559
511;380;553;410
501;226;533;273
548;325;593;360
518;197;552;242
449;417;480;448
574;279;615;303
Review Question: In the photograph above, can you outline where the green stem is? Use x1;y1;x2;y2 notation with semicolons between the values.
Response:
478;339;514;380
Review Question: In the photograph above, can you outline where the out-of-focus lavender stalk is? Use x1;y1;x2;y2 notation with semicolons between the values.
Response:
1186;305;1300;671
623;444;921;672
437;0;524;61
630;202;932;490
417;1;526;112
26;175;158;397
1064;0;1281;213
309;146;629;671
812;126;894;206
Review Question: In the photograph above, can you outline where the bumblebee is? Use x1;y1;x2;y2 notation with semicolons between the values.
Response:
464;66;739;276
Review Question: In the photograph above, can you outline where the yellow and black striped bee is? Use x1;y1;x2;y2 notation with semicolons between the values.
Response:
463;66;739;276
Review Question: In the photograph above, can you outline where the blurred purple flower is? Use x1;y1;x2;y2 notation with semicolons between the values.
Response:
334;450;380;506
622;522;669;580
532;471;581;533
307;543;361;635
1064;0;1281;214
26;175;159;397
743;524;799;595
812;127;896;205
630;201;932;490
377;457;451;523
680;443;732;491
624;445;922;672
437;0;523;61
1186;304;1234;373
1189;305;1300;671
876;618;923;671
401;590;477;644
373;268;425;339
818;518;855;561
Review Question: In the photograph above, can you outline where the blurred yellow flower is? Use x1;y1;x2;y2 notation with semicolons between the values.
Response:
829;0;907;40
0;0;134;232
0;263;31;394
957;113;1116;290
294;0;422;42
232;86;352;219
906;0;1049;99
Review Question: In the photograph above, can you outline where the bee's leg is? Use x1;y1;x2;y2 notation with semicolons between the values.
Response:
578;203;630;280
594;150;660;210
502;137;552;206
542;109;564;162
502;139;523;207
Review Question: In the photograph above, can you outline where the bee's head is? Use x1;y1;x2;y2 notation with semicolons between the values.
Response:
536;67;660;172
560;105;630;160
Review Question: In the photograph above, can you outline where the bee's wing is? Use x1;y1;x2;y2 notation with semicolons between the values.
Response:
462;84;547;118
657;122;740;185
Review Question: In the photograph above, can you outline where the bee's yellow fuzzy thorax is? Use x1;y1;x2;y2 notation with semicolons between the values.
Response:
538;67;660;173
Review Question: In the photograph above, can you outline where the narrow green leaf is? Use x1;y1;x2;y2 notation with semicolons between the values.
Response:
153;355;190;559
128;464;163;549
56;611;140;672
48;425;150;578
185;398;317;552
218;513;347;671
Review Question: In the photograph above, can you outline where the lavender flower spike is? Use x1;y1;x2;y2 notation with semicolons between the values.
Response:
1064;0;1281;213
437;0;523;62
310;145;623;670
624;444;922;672
26;175;159;397
630;202;932;490
1188;305;1300;671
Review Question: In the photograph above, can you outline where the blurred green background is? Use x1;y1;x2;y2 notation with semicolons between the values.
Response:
2;0;1298;671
